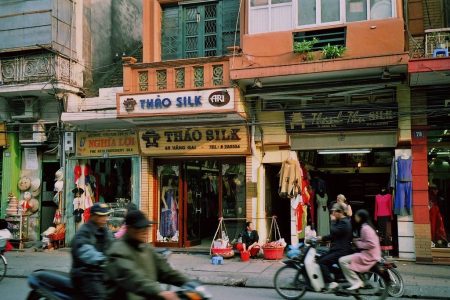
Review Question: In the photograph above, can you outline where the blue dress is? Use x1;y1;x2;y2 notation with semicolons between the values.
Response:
160;189;178;237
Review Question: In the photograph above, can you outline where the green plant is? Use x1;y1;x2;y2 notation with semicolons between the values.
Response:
293;38;319;54
321;44;346;59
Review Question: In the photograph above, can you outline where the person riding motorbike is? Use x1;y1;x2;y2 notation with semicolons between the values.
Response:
339;209;382;290
105;210;190;300
71;203;113;300
317;202;353;291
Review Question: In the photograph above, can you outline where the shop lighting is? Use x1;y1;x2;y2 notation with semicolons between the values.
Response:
317;149;372;155
436;151;450;155
444;130;448;135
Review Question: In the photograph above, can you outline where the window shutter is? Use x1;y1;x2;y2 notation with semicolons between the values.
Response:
221;0;240;55
162;6;181;60
407;0;424;36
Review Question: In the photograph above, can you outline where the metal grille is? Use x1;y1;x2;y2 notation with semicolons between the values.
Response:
205;4;216;19
212;65;223;86
175;68;185;88
162;7;180;60
194;66;204;87
138;71;148;91
204;4;217;57
156;69;167;90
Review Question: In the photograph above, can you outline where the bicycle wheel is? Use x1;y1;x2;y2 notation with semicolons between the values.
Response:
386;268;405;298
353;271;388;300
274;265;307;300
0;254;7;282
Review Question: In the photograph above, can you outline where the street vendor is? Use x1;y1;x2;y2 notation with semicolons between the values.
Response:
237;221;260;258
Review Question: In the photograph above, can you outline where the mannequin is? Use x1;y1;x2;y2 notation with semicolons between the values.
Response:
316;189;330;236
375;187;393;251
160;177;178;239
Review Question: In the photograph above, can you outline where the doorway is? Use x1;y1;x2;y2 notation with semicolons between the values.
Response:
155;158;246;248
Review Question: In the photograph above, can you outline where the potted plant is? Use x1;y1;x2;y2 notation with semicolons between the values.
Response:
293;38;318;61
321;43;346;59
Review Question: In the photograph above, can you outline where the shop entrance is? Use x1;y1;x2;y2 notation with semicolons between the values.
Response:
155;159;246;248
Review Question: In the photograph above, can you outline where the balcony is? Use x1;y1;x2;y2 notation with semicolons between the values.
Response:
410;28;450;59
124;57;230;93
0;52;82;87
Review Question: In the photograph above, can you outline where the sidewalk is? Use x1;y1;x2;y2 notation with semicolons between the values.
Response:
4;248;450;299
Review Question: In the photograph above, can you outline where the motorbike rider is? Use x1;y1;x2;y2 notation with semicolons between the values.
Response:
339;209;382;290
105;210;190;300
71;202;113;300
317;202;353;290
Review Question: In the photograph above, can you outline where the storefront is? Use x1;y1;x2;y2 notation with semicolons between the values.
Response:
256;85;412;258
117;87;250;248
65;130;141;243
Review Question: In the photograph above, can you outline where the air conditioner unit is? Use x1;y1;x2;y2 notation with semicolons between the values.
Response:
11;97;39;121
19;123;47;145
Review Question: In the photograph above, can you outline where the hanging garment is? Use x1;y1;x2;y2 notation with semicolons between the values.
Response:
377;216;393;250
279;159;303;198
374;194;393;220
297;204;308;239
316;193;330;236
430;202;448;242
394;157;412;215
160;189;177;237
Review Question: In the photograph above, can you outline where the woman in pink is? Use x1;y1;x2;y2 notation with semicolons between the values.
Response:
339;209;381;290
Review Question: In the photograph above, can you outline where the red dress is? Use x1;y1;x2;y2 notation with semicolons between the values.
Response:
430;202;447;242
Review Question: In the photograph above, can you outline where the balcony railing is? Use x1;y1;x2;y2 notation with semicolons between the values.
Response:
128;57;230;93
0;52;82;86
425;28;450;57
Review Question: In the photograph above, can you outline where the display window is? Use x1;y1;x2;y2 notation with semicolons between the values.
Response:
155;159;246;247
428;139;450;248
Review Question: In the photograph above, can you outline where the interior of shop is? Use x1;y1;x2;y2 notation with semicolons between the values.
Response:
155;159;246;248
428;129;450;248
266;148;399;256
40;162;61;234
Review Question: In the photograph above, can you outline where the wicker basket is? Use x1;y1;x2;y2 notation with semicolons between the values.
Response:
262;246;285;260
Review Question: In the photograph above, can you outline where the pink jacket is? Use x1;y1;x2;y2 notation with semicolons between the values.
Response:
350;224;381;273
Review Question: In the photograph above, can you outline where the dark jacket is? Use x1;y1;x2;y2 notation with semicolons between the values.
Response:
71;221;113;278
322;217;352;251
241;230;259;249
105;235;189;300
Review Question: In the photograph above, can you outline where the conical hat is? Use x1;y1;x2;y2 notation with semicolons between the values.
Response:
29;198;39;213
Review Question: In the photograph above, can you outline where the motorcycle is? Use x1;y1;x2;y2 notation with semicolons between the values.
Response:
274;237;392;300
27;269;211;300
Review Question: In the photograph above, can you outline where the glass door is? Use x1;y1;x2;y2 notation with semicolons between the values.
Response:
184;160;220;247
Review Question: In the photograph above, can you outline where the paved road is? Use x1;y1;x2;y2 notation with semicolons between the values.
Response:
0;278;421;300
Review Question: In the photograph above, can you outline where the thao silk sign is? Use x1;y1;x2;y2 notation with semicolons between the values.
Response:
117;88;235;117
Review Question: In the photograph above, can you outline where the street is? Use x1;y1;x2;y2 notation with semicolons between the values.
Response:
0;278;420;300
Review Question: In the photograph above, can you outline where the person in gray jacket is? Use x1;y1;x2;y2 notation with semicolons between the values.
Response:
71;203;113;300
105;210;189;300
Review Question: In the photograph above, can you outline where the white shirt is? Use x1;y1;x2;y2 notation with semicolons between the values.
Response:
0;229;12;239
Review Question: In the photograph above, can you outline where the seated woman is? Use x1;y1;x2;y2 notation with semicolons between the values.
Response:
338;209;381;290
237;221;260;258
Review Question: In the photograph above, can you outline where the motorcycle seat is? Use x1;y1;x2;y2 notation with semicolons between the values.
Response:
30;269;75;294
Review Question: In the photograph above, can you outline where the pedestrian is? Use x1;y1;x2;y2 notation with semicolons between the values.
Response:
114;202;138;239
335;194;353;217
105;210;189;300
0;219;13;252
70;203;113;300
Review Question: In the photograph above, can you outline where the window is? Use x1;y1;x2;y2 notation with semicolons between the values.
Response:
161;1;240;60
298;0;394;27
248;0;395;33
249;0;293;34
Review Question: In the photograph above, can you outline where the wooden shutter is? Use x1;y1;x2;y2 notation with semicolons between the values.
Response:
162;6;181;60
221;0;240;55
408;0;424;36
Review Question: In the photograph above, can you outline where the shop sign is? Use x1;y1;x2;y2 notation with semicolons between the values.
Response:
285;103;398;132
118;88;235;116
139;125;249;156
0;123;6;146
76;131;139;157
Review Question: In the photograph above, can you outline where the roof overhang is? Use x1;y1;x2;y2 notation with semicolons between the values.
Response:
408;57;450;86
231;53;408;88
61;110;134;130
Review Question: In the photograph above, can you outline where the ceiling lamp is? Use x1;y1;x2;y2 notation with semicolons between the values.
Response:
317;149;372;155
